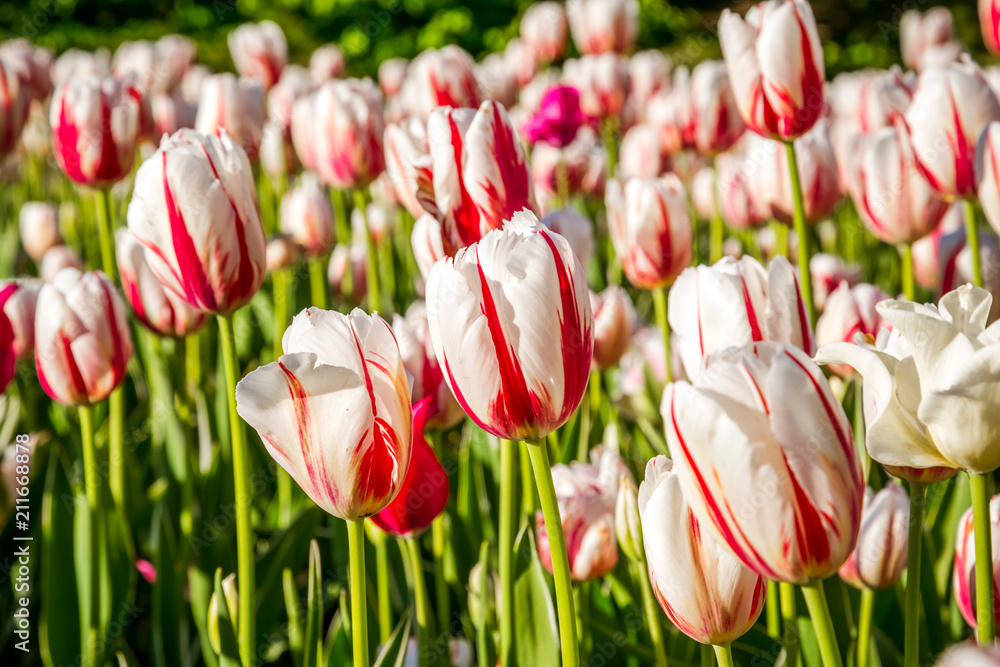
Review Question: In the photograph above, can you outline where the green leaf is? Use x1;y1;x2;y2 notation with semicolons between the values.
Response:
373;609;412;667
151;503;182;667
39;449;80;667
284;568;304;667
512;528;559;667
212;568;241;667
304;539;323;667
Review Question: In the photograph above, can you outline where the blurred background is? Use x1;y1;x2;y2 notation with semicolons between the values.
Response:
0;0;992;79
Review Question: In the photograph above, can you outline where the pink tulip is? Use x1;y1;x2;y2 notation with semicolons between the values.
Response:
523;85;593;149
302;79;385;190
536;448;629;581
194;73;266;163
236;308;413;520
719;0;825;141
19;202;61;261
521;2;569;64
591;285;636;370
0;289;13;392
563;54;630;119
136;559;158;585
955;494;1000;631
116;229;206;338
618;124;670;181
668;256;815;379
228;20;287;91
34;268;133;406
605;175;692;290
309;45;346;87
568;0;639;55
984;0;1000;57
425;211;592;441
540;207;596;266
399;46;481;120
839;484;909;591
39;246;83;283
126;128;267;315
905;58;1000;199
627;50;672;119
0;56;30;160
378;58;408;99
393;303;465;430
901;8;956;71
665;342;864;583
280;173;335;256
51;76;142;187
0;280;38;366
639;456;767;644
810;253;861;312
410;214;446;280
686;60;745;155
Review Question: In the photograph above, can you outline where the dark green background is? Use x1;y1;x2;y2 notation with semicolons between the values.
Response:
0;0;993;79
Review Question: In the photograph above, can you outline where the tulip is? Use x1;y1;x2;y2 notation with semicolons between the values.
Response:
686;60;745;155
531;126;607;202
567;0;639;55
34;268;132;406
179;64;210;106
828;68;912;136
52;48;110;88
591;285;636;370
954;494;1000;632
477;54;519;110
839;484;909;590
39;246;83;283
627;50;672;118
536;447;628;581
410;214;446;280
0;292;13;392
393;301;465;430
194;73;266;163
715;153;767;230
116;229;206;338
521;2;568;64
371;397;449;537
0;280;39;361
50;76;141;187
384;118;432;220
0;56;30;159
266;234;302;272
19;202;61;261
328;242;368;300
126;128;267;315
639;455;767;645
810;253;861;312
984;0;1000;57
280;173;335;256
309;45;346;86
399;46;481;120
563;54;630;119
228;20;287;91
267;66;312;137
153;35;197;93
901;8;956;71
260;120;298;179
377;58;408;99
976;121;1000;238
303;79;385;190
766;121;841;225
815;282;889;377
149;94;197;141
522;85;593;149
692;167;717;221
540;207;596;266
935;643;1000;666
207;573;239;656
0;40;52;103
618;124;670;181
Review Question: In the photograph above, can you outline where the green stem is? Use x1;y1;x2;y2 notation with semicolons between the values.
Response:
904;482;926;667
854;377;870;484
802;580;844;667
375;530;392;643
710;210;724;265
779;582;799;667
965;200;984;288
901;244;915;301
273;267;289;356
95;188;117;282
784;141;815;323
652;287;672;383
80;405;102;667
406;538;434;667
857;587;874;667
971;472;996;644
354;190;380;313
578;582;592;663
766;582;780;639
636;559;669;667
520;441;536;517
348;519;370;667
217;314;255;666
428;431;451;636
308;256;328;311
526;439;579;667
499;440;515;667
601;118;618;179
108;387;124;509
774;222;789;260
713;643;734;667
331;188;351;248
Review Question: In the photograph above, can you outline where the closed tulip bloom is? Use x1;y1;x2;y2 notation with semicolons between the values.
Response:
568;0;639;55
686;60;745;155
0;40;52;103
715;153;765;229
906;58;1000;199
810;253;861;312
829;69;912;137
127;128;267;315
267;66;311;136
719;0;825;141
266;234;302;272
150;94;197;142
280;173;335;256
537;447;629;581
179;64;211;106
531;127;608;201
116;229;206;338
615;473;644;561
51;76;141;187
0;56;30;159
563;54;630;119
477;54;518;110
260;120;298;178
411;214;446;280
605;175;692;290
400;46;481;120
665;342;863;583
378;58;408;99
0;279;39;361
692;167;717;221
618;124;670;181
309;45;346;86
954;494;1000;631
384;119;432;220
328;242;367;300
669;255;814;381
768;121;841;224
0;287;13;391
591;286;636;370
40;246;83;283
521;2;568;64
52;48;110;89
541;207;596;267
639;455;766;644
901;8;956;71
228;20;287;91
816;282;889;377
236;308;413;520
839;484;909;591
194;73;266;163
426;210;592;441
154;35;197;93
522;85;593;149
976;122;1000;235
34;268;132;406
983;0;1000;57
19;202;61;261
935;644;1000;667
628;50;672;116
307;79;385;190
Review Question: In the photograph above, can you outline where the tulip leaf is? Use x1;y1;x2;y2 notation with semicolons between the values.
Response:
373;609;412;667
40;448;81;667
188;564;219;667
303;539;323;667
322;609;349;667
151;502;182;667
212;567;241;667
283;568;304;667
512;526;559;667
256;505;322;641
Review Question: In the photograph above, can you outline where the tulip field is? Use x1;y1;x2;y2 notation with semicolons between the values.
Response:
11;0;1000;666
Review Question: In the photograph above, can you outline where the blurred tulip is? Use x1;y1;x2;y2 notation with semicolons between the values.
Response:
149;94;197;142
719;0;825;141
400;46;481;120
691;167;717;220
384;118;432;219
665;342;863;583
194;73;266;163
905;58;1000;199
591;285;636;370
767;121;841;224
810;253;861;312
0;40;52;102
34;268;132;406
52;48;110;89
378;58;408;99
280;173;335;256
19;202;61;261
669;255;814;380
615;473;643;561
236;308;412;520
260;120;298;178
154;35;197;93
618;124;670;181
39;246;83;283
954;494;1000;631
815;282;889;377
328;242;367;300
228;20;287;91
411;214;446;280
207;573;239;655
505;39;537;88
531;126;607;201
828;68;912;136
686;60;745;155
117;229;206;338
935;643;1000;666
839;484;909;590
540;207;596;266
309;45;345;86
563;54;630;119
21;101;52;158
605;175;692;290
0;56;30;159
266;234;302;272
715;153;765;230
976;122;1000;236
568;0;639;55
901;8;956;71
984;0;1000;57
639;455;767;644
51;76;141;187
628;50;672;117
0;280;39;361
477;54;518;109
267;66;311;136
523;85;593;149
127;128;266;315
426;210;592;441
521;2;569;64
537;447;629;581
179;64;211;106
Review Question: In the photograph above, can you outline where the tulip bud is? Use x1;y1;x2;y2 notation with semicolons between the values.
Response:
399;46;481;120
563;54;630;119
34;268;133;406
280;173;335;256
260;120;298;179
901;8;956;71
606;175;692;290
207;573;239;655
477;54;518;110
378;58;408;99
955;494;1000;631
468;560;498;629
0;280;39;361
568;0;639;55
540;208;596;266
228;20;287;91
52;48;110;89
268;66;311;135
0;40;52;103
51;76;141;187
19;202;61;261
304;79;385;190
309;45;345;87
839;484;909;591
194;73;266;163
521;2;568;64
179;64;210;106
615;473;643;561
591;286;635;370
640;455;767;645
829;68;912;137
